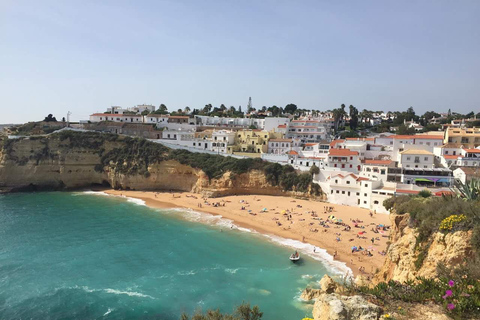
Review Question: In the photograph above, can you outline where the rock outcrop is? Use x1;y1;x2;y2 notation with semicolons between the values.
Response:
0;133;320;198
374;213;474;283
301;275;344;300
312;293;382;320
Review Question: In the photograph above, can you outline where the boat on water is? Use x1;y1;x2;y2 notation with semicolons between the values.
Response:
289;251;300;262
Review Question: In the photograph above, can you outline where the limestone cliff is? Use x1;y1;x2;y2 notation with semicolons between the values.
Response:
0;132;317;197
374;213;474;283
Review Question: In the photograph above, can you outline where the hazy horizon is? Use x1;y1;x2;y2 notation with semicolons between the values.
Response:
1;0;479;124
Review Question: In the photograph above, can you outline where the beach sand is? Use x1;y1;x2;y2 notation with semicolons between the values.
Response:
104;190;390;277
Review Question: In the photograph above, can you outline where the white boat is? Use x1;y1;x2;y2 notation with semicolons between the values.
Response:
289;251;300;262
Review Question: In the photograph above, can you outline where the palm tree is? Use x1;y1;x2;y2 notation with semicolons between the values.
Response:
184;106;191;114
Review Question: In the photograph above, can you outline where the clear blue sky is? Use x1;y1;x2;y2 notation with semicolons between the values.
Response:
1;0;479;123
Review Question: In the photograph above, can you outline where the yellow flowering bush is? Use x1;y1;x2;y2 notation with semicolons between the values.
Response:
439;214;466;231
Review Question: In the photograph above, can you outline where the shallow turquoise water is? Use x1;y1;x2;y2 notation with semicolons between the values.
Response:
0;192;336;319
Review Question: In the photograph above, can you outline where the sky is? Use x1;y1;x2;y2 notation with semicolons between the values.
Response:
1;0;479;123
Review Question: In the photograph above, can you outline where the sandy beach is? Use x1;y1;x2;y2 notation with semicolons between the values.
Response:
103;190;391;277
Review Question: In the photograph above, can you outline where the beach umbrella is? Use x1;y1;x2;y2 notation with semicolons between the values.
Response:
351;246;357;250
336;218;343;222
328;215;335;220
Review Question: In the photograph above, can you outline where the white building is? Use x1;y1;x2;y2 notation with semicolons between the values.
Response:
399;150;434;169
327;148;361;173
89;113;144;123
267;139;293;154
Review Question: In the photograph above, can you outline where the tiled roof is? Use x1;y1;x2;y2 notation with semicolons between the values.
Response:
277;125;287;128
288;150;298;155
345;137;374;141
304;143;317;146
329;148;359;156
443;155;459;159
463;148;480;153
399;149;434;155
395;189;420;195
329;139;344;147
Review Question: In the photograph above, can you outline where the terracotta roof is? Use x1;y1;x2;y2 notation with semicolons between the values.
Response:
413;135;444;140
395;189;420;195
463;148;480;153
332;173;358;180
168;116;190;119
443;155;459;159
399;149;434;155
329;148;359;156
362;159;393;165
329;139;344;147
277;125;287;128
304;143;317;146
288;150;298;155
356;177;369;181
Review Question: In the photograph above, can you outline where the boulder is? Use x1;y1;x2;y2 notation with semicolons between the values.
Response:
301;287;323;301
313;293;382;320
319;274;337;293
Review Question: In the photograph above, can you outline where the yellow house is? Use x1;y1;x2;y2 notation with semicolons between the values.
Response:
233;129;282;153
444;127;480;148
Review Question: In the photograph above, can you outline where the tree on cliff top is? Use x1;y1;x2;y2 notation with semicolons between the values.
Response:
43;114;57;122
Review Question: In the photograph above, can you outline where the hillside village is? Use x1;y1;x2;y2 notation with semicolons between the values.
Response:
5;103;480;214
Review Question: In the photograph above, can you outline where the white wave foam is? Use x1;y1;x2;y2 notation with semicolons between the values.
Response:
225;268;239;274
126;197;146;206
103;288;154;299
103;308;114;316
79;190;146;206
262;234;353;278
70;285;154;299
177;270;197;276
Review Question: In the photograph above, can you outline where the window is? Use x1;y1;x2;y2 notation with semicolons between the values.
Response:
348;192;350;196
350;156;353;160
331;190;333;194
364;184;368;187
374;200;379;204
406;157;411;161
335;180;338;183
350;164;352;168
414;156;420;163
424;165;427;168
346;181;350;184
381;169;386;174
342;164;345;168
336;190;339;194
342;191;345;194
364;201;367;204
424;157;428;161
356;192;360;196
364;193;367;197
445;151;449;154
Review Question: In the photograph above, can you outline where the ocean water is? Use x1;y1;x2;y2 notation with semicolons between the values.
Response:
0;192;346;319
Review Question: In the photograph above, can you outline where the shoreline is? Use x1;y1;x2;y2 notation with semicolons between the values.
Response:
100;190;390;278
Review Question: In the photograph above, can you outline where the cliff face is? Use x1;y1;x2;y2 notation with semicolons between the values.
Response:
0;134;296;197
374;213;474;283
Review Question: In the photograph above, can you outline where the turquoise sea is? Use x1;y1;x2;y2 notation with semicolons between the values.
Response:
0;192;347;319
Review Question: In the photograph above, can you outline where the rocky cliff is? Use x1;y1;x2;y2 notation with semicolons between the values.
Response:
0;132;318;197
374;213;474;283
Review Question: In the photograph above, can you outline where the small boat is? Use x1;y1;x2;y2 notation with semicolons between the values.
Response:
289;251;300;263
